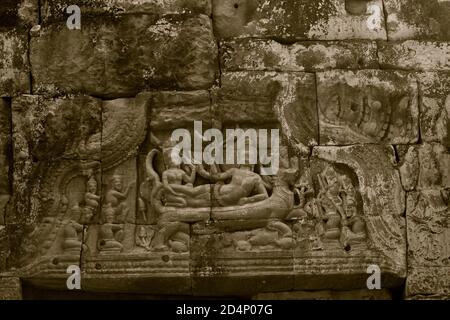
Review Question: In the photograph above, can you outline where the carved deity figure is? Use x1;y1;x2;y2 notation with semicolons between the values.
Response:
339;176;366;246
104;174;134;223
98;205;124;253
81;176;100;223
161;148;210;207
135;225;154;251
317;166;345;240
211;163;269;206
62;205;84;253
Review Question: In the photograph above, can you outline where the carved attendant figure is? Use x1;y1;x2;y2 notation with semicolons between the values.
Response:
98;205;124;253
104;175;135;223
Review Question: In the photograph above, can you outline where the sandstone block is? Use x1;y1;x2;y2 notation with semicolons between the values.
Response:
221;39;379;71
384;0;450;40
212;0;386;40
378;41;450;71
31;15;218;97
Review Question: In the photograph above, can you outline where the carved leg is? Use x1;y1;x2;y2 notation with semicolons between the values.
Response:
152;222;187;251
0;277;22;300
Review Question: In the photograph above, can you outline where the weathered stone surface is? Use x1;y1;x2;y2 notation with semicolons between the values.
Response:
294;145;406;289
191;220;295;295
253;289;393;300
404;141;449;298
0;0;38;29
0;277;22;300
317;70;419;145
416;143;449;191
101;157;137;225
2;0;449;299
406;266;450;298
0;31;29;96
417;72;450;148
221;39;379;71
213;0;386;40
216;72;317;153
12;95;102;162
101;95;147;173
149;90;212;130
378;41;450;71
384;0;450;40
0;99;11;226
41;0;211;23
82;223;191;295
9;95;102;234
31;15;218;97
6;159;98;271
0;226;9;271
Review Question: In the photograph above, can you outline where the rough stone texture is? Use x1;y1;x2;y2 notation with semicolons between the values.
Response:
0;99;11;226
213;0;387;40
416;72;450;148
399;142;449;298
216;71;318;152
317;70;419;145
384;0;450;40
220;39;379;71
149;91;212;130
378;41;450;71
0;31;29;96
31;15;218;98
1;0;449;300
0;0;38;29
0;277;22;300
253;289;393;300
41;0;212;23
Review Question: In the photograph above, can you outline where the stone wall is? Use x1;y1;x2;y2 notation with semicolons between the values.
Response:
0;0;449;300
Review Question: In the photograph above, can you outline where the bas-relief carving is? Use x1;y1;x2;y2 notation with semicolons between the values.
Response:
7;82;407;292
317;71;419;145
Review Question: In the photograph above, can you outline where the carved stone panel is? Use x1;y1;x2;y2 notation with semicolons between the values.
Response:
293;145;406;289
417;72;450;148
317;70;419;145
0;277;22;300
10;95;102;228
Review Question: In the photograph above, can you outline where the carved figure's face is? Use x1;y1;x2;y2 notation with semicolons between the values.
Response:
88;184;97;193
113;178;123;191
105;211;114;223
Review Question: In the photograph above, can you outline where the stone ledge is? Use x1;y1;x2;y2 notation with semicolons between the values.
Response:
378;41;450;71
220;39;379;72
